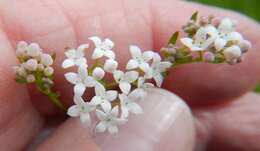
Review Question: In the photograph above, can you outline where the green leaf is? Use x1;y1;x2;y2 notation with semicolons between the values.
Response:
190;11;199;21
15;77;27;84
168;31;179;45
254;84;260;93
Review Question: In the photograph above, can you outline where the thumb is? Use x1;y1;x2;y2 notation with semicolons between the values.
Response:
35;89;195;151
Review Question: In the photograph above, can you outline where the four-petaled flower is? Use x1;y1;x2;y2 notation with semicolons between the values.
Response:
113;70;139;94
181;25;217;51
90;84;118;111
89;36;115;60
145;53;172;87
119;90;143;118
65;66;105;96
126;45;154;72
67;96;96;125
62;44;89;68
95;105;127;135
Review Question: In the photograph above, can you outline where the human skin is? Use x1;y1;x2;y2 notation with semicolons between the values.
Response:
0;0;260;151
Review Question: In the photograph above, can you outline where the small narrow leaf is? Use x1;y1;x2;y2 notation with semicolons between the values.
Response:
15;77;27;84
191;11;199;21
254;84;260;93
168;31;179;45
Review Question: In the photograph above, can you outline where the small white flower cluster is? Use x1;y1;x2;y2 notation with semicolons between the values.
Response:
62;36;172;134
180;17;251;64
14;41;54;86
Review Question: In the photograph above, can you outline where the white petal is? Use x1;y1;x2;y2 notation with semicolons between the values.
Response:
101;101;112;113
65;49;76;59
139;62;150;73
92;67;105;80
104;50;115;59
80;113;91;124
75;58;87;67
127;102;143;114
113;70;124;82
223;45;241;62
108;125;118;135
219;18;234;33
180;38;194;49
40;54;53;66
104;38;114;49
77;44;89;53
90;96;102;105
89;36;102;47
121;106;129;118
92;48;104;59
129;89;145;101
152;53;162;63
110;106;119;117
129;45;142;58
142;51;154;62
96;110;107;121
94;84;106;96
73;95;85;106
119;82;131;94
126;59;139;70
105;90;118;101
62;59;75;68
214;38;227;51
95;121;107;133
78;66;88;79
84;77;96;87
154;74;164;87
67;105;80;117
228;32;243;43
125;71;139;83
104;59;118;73
157;62;172;72
64;72;78;84
74;83;86;96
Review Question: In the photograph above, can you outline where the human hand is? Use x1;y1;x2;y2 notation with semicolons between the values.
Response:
0;0;260;151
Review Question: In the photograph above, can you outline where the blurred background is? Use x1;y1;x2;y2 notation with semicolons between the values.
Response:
190;0;260;21
190;0;260;92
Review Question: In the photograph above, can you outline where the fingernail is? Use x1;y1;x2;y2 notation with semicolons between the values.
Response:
93;88;195;151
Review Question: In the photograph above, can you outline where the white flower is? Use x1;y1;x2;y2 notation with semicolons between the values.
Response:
44;67;54;76
65;66;104;96
26;43;42;57
67;96;95;125
214;18;243;51
113;70;139;94
89;36;115;59
23;59;38;71
104;59;118;73
134;77;154;99
95;105;127;134
16;41;28;57
145;53;172;87
126;45;154;72
223;45;241;63
26;74;35;83
90;84;118;111
62;44;89;68
119;90;143;118
181;25;217;51
41;54;53;66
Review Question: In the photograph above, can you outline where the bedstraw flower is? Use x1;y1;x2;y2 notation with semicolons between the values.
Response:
62;44;88;68
67;96;95;125
95;105;127;134
89;36;115;60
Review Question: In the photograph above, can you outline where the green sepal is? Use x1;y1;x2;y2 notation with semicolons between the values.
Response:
191;11;199;21
168;31;179;45
15;77;27;84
